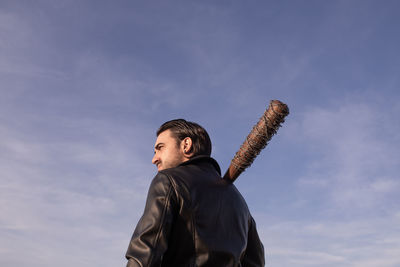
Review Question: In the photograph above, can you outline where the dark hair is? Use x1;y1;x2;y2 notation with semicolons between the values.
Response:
157;119;212;157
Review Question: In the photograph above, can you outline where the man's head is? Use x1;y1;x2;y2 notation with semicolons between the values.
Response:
152;119;212;171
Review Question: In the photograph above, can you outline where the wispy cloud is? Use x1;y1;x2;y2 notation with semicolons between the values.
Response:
1;1;400;266
298;98;399;212
0;107;154;266
258;96;400;266
261;214;400;266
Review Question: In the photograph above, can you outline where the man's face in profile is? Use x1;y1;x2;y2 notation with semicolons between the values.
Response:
152;129;186;171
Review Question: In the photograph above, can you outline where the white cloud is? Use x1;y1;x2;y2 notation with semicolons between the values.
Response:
296;99;399;212
261;97;400;266
1;1;399;266
259;213;400;266
0;109;154;266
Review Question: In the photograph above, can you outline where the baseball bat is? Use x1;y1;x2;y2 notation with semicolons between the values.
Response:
223;100;289;182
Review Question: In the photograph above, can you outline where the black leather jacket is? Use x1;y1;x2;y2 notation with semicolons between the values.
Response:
126;156;265;267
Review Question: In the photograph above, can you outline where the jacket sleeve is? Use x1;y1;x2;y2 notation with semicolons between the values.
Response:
125;172;177;267
241;216;265;267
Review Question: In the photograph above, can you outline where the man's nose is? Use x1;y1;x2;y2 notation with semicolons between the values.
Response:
152;154;159;165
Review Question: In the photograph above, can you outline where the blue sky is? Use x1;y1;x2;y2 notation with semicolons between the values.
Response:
1;1;399;266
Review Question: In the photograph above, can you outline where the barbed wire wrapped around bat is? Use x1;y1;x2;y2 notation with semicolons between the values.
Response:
230;100;289;173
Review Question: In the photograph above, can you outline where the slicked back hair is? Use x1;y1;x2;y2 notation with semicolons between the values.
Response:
157;119;212;157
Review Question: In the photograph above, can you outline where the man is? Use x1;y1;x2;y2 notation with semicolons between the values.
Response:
126;119;265;266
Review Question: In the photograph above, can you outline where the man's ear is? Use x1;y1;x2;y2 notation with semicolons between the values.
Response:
181;137;193;156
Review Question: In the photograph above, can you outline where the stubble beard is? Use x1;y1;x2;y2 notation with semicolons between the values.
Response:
158;152;186;171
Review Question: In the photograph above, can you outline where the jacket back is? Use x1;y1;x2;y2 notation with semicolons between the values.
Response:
126;156;265;267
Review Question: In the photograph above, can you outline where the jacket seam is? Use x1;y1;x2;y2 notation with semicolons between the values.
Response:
163;172;196;266
148;174;173;266
130;257;143;267
192;214;197;267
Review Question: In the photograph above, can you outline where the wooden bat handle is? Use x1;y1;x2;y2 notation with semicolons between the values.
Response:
223;100;289;182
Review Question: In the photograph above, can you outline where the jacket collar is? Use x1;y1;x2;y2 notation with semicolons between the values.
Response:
178;155;221;176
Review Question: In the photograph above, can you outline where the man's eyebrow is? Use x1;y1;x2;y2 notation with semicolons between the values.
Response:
154;143;164;150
